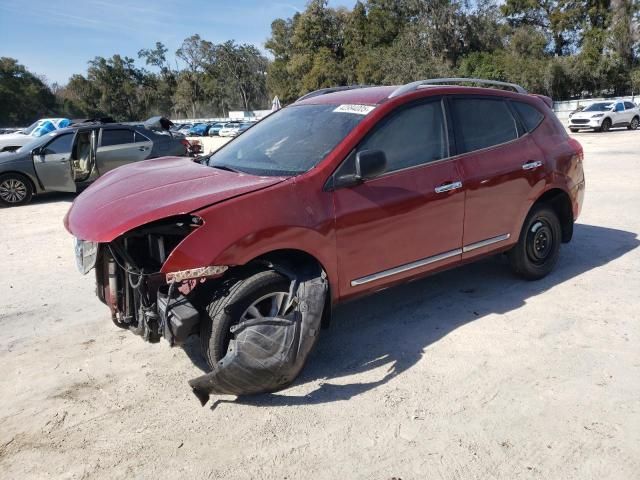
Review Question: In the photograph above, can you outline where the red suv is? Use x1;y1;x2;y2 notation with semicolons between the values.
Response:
65;78;585;398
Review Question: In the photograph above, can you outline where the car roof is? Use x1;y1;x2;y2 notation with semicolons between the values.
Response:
294;84;536;106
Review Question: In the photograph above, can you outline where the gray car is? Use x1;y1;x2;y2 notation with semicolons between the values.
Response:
0;122;188;207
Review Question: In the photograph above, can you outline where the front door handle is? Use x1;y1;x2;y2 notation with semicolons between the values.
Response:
138;147;148;152
435;181;463;193
522;160;543;171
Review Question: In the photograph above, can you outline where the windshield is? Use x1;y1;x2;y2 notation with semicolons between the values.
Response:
15;131;58;153
584;102;614;112
208;104;368;176
20;121;40;135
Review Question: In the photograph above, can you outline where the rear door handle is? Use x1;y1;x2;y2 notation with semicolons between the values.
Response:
434;181;463;193
522;160;543;170
138;147;148;152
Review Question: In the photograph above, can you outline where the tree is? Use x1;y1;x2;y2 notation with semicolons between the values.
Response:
0;57;56;126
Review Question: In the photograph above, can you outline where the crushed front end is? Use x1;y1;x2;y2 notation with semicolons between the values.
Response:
79;215;216;346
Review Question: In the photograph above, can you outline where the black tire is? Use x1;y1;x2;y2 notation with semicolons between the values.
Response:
200;269;290;369
628;116;639;130
569;128;579;133
601;118;611;132
508;204;562;280
0;173;33;207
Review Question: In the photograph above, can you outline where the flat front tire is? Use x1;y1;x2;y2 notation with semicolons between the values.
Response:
200;270;290;370
0;173;33;207
508;204;562;280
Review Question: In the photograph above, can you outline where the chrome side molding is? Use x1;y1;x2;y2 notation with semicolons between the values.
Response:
462;233;511;253
350;233;511;286
350;248;462;286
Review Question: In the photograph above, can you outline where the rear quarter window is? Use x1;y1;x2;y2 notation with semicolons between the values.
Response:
512;101;545;132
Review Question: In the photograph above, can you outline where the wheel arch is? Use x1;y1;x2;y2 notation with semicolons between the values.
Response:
245;248;334;328
532;188;573;243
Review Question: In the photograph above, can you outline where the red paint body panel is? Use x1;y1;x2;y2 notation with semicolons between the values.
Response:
64;156;285;242
333;159;465;298
65;84;585;305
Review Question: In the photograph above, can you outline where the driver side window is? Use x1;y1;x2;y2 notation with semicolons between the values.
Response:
358;100;448;173
43;133;74;155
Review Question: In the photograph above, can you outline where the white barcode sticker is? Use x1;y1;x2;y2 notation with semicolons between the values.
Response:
333;104;375;115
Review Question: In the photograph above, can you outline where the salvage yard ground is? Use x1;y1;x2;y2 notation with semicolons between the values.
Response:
1;130;639;479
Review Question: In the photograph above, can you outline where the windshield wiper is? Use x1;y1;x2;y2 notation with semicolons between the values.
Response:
211;164;242;173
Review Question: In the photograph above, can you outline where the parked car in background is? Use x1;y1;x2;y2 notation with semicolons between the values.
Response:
0;120;188;206
219;121;253;137
569;100;639;132
207;122;229;136
187;123;211;136
65;78;585;399
178;124;193;136
0;118;71;152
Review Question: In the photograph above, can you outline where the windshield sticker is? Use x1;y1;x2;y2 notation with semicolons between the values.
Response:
333;104;375;115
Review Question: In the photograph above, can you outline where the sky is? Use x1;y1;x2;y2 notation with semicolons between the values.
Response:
0;0;355;85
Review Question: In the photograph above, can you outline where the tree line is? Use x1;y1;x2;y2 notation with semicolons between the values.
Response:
1;0;639;126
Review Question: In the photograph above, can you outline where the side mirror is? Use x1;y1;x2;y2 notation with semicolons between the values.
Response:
355;149;387;181
32;147;42;156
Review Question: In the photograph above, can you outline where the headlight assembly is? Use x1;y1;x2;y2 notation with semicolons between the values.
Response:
74;237;98;274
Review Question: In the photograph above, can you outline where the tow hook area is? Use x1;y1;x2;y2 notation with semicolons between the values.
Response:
188;270;328;405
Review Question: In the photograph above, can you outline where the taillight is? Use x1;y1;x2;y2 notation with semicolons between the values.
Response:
567;137;583;163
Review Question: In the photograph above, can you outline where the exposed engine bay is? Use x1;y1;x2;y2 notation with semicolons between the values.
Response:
89;216;328;403
95;215;203;345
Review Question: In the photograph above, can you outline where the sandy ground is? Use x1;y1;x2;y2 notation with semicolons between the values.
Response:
1;129;639;479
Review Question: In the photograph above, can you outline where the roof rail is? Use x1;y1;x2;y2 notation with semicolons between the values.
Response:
296;85;373;103
388;78;527;99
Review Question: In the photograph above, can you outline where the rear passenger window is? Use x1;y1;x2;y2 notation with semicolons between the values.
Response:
358;101;447;172
101;129;134;147
451;98;518;153
624;102;636;109
512;101;544;132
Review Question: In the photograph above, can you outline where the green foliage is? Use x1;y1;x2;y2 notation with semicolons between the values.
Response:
0;57;56;126
265;0;639;102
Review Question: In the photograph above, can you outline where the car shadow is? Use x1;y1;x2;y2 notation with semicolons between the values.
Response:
183;224;638;409
29;191;76;206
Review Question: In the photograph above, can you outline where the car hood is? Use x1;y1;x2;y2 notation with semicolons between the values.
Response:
65;156;287;242
0;133;30;147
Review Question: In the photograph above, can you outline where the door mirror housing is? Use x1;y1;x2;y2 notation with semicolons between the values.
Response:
32;147;43;156
355;149;387;181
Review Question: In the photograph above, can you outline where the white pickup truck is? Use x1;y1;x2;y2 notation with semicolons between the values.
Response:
568;100;639;132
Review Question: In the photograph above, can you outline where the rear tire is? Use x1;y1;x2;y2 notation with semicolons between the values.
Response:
601;118;611;132
628;117;639;130
0;173;33;207
508;204;562;280
200;270;290;370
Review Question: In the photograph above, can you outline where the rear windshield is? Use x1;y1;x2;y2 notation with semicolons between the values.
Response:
208;104;368;176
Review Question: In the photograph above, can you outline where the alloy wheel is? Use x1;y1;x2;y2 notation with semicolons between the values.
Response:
0;178;27;203
240;291;292;322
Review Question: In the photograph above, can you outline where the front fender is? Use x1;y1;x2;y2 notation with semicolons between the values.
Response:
160;178;339;297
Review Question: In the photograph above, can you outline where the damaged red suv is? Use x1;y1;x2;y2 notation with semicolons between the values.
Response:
65;78;585;401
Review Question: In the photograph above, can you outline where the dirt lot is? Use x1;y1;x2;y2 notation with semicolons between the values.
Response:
1;129;639;479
